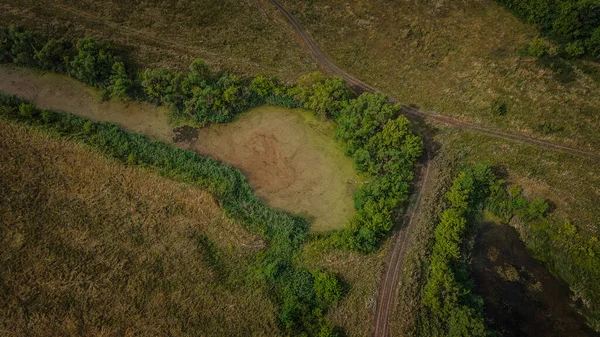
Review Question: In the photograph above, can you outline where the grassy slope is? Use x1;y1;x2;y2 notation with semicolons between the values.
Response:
0;119;281;336
0;0;318;79
281;0;600;151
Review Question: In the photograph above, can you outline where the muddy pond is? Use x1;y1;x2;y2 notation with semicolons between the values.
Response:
472;221;597;337
0;65;359;231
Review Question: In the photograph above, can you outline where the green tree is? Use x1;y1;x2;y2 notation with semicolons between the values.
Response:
34;39;73;72
250;75;277;98
527;37;548;57
7;25;42;66
69;37;117;87
565;40;585;58
141;68;184;106
292;72;352;119
107;61;132;99
189;58;211;81
334;92;400;155
586;27;600;57
312;270;343;307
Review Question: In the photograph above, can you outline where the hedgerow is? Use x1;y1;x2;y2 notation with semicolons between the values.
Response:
420;164;495;336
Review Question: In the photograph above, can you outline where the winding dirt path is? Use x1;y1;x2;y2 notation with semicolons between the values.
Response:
267;1;600;336
268;0;600;162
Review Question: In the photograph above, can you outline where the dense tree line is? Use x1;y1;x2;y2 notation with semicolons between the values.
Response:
421;164;495;337
0;25;133;97
0;93;344;337
333;93;424;252
497;0;600;58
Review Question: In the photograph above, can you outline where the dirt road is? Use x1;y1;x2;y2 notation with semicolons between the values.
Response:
267;1;600;336
268;0;600;163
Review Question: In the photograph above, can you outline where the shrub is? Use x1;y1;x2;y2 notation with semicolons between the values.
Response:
422;164;495;336
565;41;586;58
528;37;549;57
35;39;73;72
491;99;508;116
291;72;353;119
69;37;120;87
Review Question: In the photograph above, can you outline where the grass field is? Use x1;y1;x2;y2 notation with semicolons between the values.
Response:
0;0;317;79
280;0;600;152
0;119;281;336
2;0;600;334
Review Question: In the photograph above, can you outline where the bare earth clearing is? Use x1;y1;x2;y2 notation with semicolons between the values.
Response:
0;65;358;231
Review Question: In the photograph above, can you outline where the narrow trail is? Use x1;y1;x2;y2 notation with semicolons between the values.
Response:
267;1;600;337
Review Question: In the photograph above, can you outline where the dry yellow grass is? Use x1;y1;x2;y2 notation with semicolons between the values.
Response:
281;0;600;151
0;120;281;336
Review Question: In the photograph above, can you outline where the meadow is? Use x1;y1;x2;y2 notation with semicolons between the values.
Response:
2;0;600;334
0;119;281;336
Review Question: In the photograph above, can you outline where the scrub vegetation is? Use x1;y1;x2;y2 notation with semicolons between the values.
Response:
496;0;600;59
2;0;600;333
0;24;425;336
412;159;600;334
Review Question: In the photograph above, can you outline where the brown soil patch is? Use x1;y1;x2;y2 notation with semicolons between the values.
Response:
472;221;596;337
186;106;359;231
0;65;357;231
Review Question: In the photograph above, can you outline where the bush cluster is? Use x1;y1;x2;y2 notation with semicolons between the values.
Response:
140;63;300;125
333;93;424;252
0;25;132;98
421;164;495;336
497;0;600;59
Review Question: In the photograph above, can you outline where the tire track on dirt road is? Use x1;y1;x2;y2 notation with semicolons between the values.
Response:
268;0;600;163
372;143;433;337
268;2;433;336
268;1;600;336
